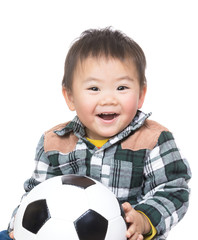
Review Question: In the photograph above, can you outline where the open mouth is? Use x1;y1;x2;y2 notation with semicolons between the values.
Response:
97;113;119;121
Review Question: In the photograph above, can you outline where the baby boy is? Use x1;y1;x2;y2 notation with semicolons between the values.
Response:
4;27;191;240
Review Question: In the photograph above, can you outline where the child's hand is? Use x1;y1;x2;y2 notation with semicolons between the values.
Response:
9;231;14;239
122;202;151;240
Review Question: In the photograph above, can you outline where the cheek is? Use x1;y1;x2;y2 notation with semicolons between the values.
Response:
74;95;96;114
123;103;137;115
121;95;139;113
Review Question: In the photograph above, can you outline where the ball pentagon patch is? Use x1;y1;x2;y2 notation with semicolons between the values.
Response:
22;199;51;234
74;209;108;240
61;174;96;189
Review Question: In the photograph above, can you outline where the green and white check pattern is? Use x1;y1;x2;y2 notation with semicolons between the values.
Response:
9;111;191;239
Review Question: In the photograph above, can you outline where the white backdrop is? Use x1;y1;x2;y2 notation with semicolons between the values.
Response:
0;0;197;239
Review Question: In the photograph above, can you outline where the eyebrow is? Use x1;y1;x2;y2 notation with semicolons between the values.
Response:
84;77;102;82
84;76;134;82
116;76;134;81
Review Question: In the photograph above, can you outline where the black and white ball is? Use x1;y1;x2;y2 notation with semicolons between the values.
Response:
14;175;127;240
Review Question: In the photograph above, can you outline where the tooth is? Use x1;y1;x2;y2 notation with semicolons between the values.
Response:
102;113;114;115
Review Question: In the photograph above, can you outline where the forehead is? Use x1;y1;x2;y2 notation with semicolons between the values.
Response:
74;56;139;80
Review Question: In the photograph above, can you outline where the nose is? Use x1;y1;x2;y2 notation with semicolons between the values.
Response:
99;92;118;106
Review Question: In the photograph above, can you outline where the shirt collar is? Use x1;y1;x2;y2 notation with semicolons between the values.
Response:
54;115;86;138
54;110;151;139
129;110;151;130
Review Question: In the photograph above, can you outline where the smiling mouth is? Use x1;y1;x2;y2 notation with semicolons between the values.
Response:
97;113;119;121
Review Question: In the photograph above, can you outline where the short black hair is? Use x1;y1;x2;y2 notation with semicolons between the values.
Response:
62;27;147;91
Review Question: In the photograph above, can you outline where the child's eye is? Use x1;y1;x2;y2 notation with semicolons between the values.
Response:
88;87;99;91
117;86;128;91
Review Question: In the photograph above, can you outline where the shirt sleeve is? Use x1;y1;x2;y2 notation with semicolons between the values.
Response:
8;134;52;232
134;131;191;239
23;134;55;193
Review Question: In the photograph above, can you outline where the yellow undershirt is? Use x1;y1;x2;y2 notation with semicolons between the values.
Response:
86;138;109;148
86;137;157;239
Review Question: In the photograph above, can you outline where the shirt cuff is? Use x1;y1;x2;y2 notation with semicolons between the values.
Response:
137;211;157;240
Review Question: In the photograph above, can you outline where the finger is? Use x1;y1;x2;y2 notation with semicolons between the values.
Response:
126;223;136;238
137;234;143;240
125;213;135;224
128;232;139;240
122;202;132;212
9;231;14;239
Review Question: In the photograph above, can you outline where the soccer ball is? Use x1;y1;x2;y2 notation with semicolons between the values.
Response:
14;175;127;240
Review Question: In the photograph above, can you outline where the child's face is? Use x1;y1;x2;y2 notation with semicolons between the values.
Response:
63;57;146;140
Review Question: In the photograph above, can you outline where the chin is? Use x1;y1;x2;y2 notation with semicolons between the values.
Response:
99;132;118;139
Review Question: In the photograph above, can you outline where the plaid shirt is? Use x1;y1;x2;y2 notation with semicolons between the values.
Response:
10;111;191;239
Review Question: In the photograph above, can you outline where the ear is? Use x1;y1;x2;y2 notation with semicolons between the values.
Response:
138;85;147;109
62;87;76;111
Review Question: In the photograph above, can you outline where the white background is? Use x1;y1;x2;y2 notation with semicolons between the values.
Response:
0;0;197;239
